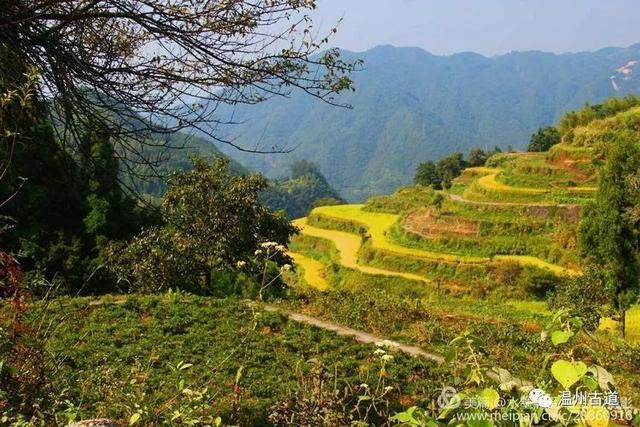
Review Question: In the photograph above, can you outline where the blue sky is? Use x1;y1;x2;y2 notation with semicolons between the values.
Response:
310;0;640;56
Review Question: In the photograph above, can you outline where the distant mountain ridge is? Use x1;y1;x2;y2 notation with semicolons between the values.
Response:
211;44;640;201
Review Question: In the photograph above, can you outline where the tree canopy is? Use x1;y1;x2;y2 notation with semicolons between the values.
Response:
578;132;640;336
414;148;495;190
527;126;560;152
261;160;344;218
108;157;296;293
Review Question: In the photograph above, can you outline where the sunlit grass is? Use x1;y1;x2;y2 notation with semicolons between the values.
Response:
294;217;431;284
477;172;548;194
600;306;640;344
288;251;329;290
504;300;550;315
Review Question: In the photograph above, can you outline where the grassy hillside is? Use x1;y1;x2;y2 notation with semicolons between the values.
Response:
285;105;640;346
22;294;443;424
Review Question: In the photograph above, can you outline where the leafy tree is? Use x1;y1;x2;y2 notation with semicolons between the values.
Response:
578;133;640;337
81;124;127;239
550;266;611;331
414;161;441;189
415;152;471;190
0;49;90;291
467;148;488;167
0;58;154;293
436;152;467;189
109;157;296;293
527;126;561;152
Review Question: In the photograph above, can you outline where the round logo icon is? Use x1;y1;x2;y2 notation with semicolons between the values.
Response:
437;386;460;408
537;394;553;409
529;388;552;408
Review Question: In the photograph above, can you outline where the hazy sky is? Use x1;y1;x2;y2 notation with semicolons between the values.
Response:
310;0;640;56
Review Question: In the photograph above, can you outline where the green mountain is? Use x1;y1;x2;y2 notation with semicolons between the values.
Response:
213;44;640;201
125;132;246;198
130;136;342;218
260;160;344;219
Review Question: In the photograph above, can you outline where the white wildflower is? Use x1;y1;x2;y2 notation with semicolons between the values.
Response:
254;249;262;256
275;244;286;252
359;383;369;389
384;386;393;392
281;264;292;272
381;339;400;349
381;354;394;362
375;341;384;347
373;349;386;356
236;261;247;268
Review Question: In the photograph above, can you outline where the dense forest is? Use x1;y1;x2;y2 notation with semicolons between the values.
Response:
261;160;345;218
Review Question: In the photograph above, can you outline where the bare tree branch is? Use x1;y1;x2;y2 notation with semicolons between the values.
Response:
1;0;360;181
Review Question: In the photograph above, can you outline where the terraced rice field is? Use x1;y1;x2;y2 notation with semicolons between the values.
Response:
290;148;639;344
310;204;576;275
293;218;431;284
477;171;548;194
469;166;596;195
287;252;329;290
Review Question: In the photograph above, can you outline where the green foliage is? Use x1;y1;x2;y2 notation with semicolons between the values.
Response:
108;157;296;294
550;266;612;331
261;160;344;218
0;50;89;292
367;187;438;214
393;312;634;427
436;152;466;189
578;133;640;334
0;47;157;294
7;294;445;425
558;95;640;135
415;150;491;190
467;148;490;167
414;161;441;189
527;126;560;152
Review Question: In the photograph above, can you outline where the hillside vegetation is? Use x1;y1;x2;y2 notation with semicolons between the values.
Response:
284;101;640;371
3;29;640;423
218;45;640;200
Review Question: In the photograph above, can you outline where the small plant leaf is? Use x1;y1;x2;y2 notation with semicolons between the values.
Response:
551;360;587;389
551;330;574;346
588;365;615;391
129;413;141;425
478;388;500;410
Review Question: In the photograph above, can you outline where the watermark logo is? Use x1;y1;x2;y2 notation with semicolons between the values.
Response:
528;388;553;408
437;386;460;408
